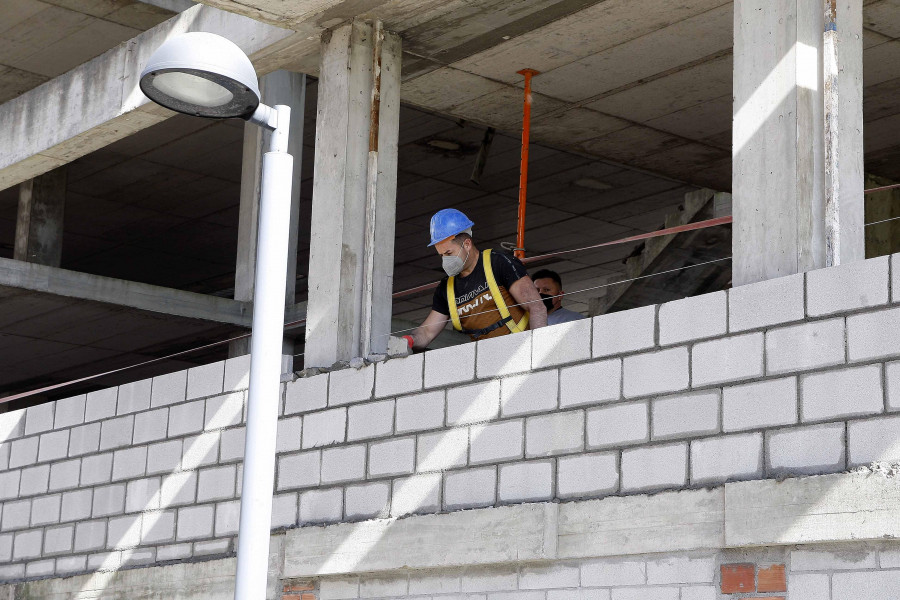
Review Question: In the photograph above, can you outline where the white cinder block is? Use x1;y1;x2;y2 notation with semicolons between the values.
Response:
526;410;584;457
61;489;93;522
679;586;717;600
158;471;196;507
460;565;518;592
192;540;228;557
272;493;298;528
9;436;38;469
447;380;500;425
646;555;716;584
557;452;618;499
196;465;236;502
84;388;118;422
44;525;74;554
92;484;126;517
299;488;343;525
470;420;523;464
348;400;394;441
621;443;687;492
801;364;884;421
880;548;900;569
889;361;900;412
54;394;86;429
0;443;7;471
13;530;43;560
424;343;476;388
181;431;220;471
848;415;900;465
593;304;656;357
19;464;50;496
176;505;214;540
498;461;552;503
107;513;142;549
74;520;107;552
611;587;679;600
344;481;390;520
408;570;462;595
581;559;646;587
587;402;648;448
49;458;81;491
559;359;621;408
186;361;225;399
24;401;54;436
444;466;496;510
690;433;763;485
68;423;100;457
847;306;900;362
391;473;441;517
519;563;580;589
329;366;375;406
276;416;303;453
277;450;320;490
807;256;890;316
302;408;346;448
894;252;900;303
368;437;415;477
652;391;720;440
767;422;845;475
723;377;797;432
360;575;408;598
320;577;360;600
2;500;31;530
623;347;689;398
375;354;424;398
547;590;611;600
533;318;592;368
111;446;147;481
145;440;183;475
223;354;251;392
659;292;726;345
214;500;240;536
117;379;151;415
692;333;764;387
501;369;558;417
729;273;804;332
395;390;445;433
150;370;187;408
133;408;169;445
77;451;114;487
220;427;246;462
99;415;134;451
284;373;328;414
205;393;244;431
125;478;161;513
793;548;878;571
0;409;26;442
476;330;532;378
766;318;846;375
56;555;87;574
416;428;468;472
167;400;205;438
321;445;366;484
788;573;831;600
141;510;176;544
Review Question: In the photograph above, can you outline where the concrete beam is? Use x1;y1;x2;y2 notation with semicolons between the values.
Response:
14;166;67;267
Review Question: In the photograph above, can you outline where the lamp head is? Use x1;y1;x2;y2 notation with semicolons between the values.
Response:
139;32;261;119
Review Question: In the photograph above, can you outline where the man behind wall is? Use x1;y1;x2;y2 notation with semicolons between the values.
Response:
403;209;547;350
532;269;585;326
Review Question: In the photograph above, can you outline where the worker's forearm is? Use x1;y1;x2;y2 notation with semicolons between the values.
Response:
529;305;548;328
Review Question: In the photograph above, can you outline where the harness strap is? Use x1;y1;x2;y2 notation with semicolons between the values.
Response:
446;249;529;336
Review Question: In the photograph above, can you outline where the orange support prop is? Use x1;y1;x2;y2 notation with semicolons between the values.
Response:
515;68;539;259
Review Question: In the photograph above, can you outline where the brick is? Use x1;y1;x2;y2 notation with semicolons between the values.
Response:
277;450;320;490
117;379;151;415
593;304;656;357
587;401;648;448
360;575;408;598
424;343;476;388
559;359;621;408
0;564;24;580
168;399;205;437
25;401;55;436
319;578;360;599
391;473;441;516
476;330;532;378
348;400;394;441
623;347;689;398
126;477;161;513
691;433;763;485
182;431;220;470
889;361;900;411
321;445;366;483
302;408;346;448
68;422;100;456
99;415;134;451
416;428;468;472
581;559;646;586
444;466;496;510
520;563;580;589
792;548;877;570
112;446;147;480
501;369;558;417
447;380;500;425
368;437;415;477
894;252;900;302
881;548;900;569
56;555;87;574
220;426;246;462
557;452;618;499
61;488;93;522
659;292;726;345
12;529;42;560
0;443;7;470
766;318;846;375
801;364;884;421
470;420;523;464
621;443;687;492
151;370;187;407
375;354;423;398
214;500;240;536
767;422;845;476
186;361;225;399
329;366;375;406
758;564;786;593
548;592;612;600
848;415;900;465
223;354;251;392
19;464;50;496
9;436;38;468
723;377;797;432
159;471;196;507
299;488;343;524
133;408;169;445
807;256;890;316
498;460;552;503
78;453;112;487
611;587;678;600
205;393;244;430
533;318;591;368
720;563;755;593
140;510;175;544
192;539;229;557
26;559;56;578
647;555;715;584
74;520;106;553
54;394;86;428
395;390;445;433
107;513;142;549
197;465;236;502
49;458;81;491
93;483;126;517
526;410;584;457
652;391;720;440
692;333;764;387
85;387;118;422
729;273;805;332
145;439;183;474
276;416;303;453
271;492;297;528
2;500;31;530
344;481;390;520
87;551;122;572
848;306;900;362
459;565;518;592
0;408;25;441
285;373;328;414
788;573;830;600
176;505;214;540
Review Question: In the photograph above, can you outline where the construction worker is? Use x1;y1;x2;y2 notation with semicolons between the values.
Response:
403;209;547;350
532;269;585;325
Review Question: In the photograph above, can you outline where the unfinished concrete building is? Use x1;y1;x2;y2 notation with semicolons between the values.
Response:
1;0;900;598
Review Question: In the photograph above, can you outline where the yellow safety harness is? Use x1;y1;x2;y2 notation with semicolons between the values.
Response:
447;249;529;337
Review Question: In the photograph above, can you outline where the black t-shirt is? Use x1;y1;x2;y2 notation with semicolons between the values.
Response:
432;250;528;316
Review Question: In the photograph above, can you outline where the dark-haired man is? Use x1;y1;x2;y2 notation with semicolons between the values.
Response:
532;269;584;326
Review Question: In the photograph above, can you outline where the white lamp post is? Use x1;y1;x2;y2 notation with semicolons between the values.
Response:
140;32;293;600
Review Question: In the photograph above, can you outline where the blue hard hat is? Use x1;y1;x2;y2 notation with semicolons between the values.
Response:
428;209;474;247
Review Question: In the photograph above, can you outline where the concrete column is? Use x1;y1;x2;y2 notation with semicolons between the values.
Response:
14;166;66;267
304;20;401;368
230;70;306;364
732;0;863;286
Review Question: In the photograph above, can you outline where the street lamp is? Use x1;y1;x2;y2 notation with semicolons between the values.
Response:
140;32;293;600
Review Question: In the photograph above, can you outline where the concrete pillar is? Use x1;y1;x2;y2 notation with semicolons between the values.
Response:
732;0;864;286
15;166;66;267
304;20;401;368
230;70;306;365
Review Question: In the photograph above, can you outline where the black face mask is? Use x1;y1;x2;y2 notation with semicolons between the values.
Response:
539;294;555;312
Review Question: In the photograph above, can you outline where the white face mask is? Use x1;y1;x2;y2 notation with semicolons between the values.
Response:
442;242;470;277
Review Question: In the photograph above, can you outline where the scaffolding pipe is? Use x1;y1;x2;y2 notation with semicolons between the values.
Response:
515;68;539;260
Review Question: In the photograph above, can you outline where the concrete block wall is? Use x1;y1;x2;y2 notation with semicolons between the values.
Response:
2;253;900;582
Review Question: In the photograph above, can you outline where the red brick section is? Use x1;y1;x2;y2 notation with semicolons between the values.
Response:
721;563;756;593
758;564;787;592
755;597;786;600
283;582;315;600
